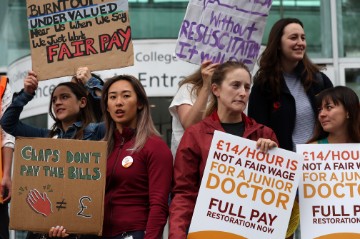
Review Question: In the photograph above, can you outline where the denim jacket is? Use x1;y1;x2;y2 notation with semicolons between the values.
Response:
86;75;103;99
1;88;105;140
86;75;104;122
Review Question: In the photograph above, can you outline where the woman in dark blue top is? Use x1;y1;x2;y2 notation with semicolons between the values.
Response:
1;70;105;140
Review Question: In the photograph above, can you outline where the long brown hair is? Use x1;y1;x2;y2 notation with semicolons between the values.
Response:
206;61;251;116
308;86;360;143
48;82;95;139
101;75;159;155
254;18;323;97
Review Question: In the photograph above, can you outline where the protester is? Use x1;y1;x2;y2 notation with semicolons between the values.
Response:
248;18;333;151
0;70;105;239
51;75;173;239
169;61;278;239
99;74;173;239
1;70;104;140
307;86;360;144
247;18;334;239
169;60;219;156
0;76;15;239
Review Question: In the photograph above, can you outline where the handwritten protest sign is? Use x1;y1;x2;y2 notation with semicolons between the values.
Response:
10;138;107;235
27;0;133;80
175;0;272;71
188;131;302;239
297;144;360;239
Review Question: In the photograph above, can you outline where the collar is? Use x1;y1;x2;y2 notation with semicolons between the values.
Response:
210;110;252;127
55;121;83;133
114;127;136;144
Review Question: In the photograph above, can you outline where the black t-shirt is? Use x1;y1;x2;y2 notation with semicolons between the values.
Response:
221;121;245;137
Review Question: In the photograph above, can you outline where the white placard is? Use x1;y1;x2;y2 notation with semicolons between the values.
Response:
297;143;360;239
188;130;302;239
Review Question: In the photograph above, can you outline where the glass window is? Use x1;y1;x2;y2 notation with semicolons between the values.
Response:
263;0;332;58
129;1;186;39
272;0;320;6
129;0;332;58
149;97;172;146
0;0;30;66
339;0;360;57
345;68;360;97
0;0;335;68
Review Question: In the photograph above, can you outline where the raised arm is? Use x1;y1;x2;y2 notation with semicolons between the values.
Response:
177;60;219;129
72;67;103;122
72;67;103;98
1;71;49;137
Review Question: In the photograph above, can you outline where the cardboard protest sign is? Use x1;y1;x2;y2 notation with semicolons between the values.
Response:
175;0;272;71
27;0;133;80
10;137;107;235
297;144;360;239
188;130;302;239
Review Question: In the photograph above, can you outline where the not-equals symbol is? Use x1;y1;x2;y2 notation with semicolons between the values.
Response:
56;199;67;211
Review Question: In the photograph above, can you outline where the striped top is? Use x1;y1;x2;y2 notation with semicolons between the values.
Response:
284;73;315;150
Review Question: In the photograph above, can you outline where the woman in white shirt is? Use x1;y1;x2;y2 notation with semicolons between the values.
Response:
169;60;219;157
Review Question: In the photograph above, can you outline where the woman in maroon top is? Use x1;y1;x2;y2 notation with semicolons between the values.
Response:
100;75;173;239
50;75;173;239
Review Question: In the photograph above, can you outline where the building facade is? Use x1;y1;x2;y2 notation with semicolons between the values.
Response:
1;0;360;238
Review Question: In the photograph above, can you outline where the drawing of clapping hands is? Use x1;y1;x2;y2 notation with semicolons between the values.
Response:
26;189;53;217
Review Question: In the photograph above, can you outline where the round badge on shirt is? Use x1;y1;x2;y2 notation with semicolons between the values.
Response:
122;156;133;168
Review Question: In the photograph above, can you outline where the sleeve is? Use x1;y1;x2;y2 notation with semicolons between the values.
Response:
169;130;201;239
85;75;104;122
94;122;106;139
1;84;15;148
169;84;195;118
145;137;173;239
248;83;271;126
85;75;103;99
1;90;49;137
320;72;334;89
